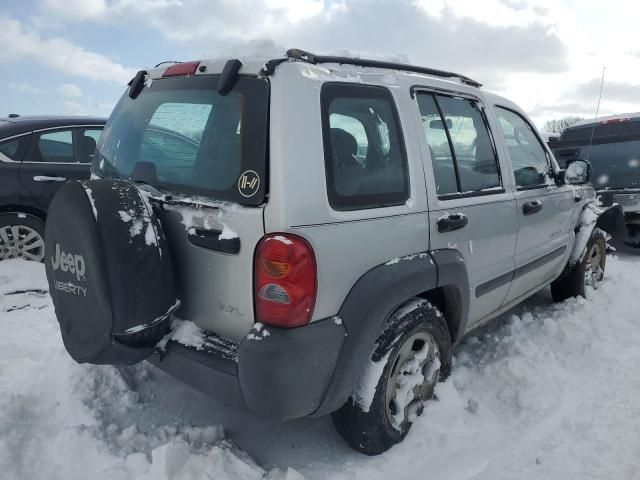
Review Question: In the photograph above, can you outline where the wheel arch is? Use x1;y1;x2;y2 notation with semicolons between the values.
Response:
595;204;626;244
313;249;470;416
0;204;47;222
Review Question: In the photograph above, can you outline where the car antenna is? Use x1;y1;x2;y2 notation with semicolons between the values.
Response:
586;66;606;162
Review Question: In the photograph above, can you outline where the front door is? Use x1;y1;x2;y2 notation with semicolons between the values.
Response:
414;91;517;326
493;107;577;304
19;126;102;210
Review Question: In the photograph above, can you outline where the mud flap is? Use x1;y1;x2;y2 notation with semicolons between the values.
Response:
45;179;178;365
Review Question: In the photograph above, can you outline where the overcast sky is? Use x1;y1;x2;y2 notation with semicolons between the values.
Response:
1;0;639;128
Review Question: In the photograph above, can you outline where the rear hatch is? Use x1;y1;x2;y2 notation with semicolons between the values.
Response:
93;68;269;341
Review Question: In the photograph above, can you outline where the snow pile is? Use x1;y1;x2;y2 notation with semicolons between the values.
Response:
160;318;206;351
117;207;157;247
570;201;602;264
0;260;301;480
246;323;270;341
165;199;239;241
2;251;640;479
388;341;432;430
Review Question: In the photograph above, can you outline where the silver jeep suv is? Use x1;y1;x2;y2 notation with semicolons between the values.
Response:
45;49;623;455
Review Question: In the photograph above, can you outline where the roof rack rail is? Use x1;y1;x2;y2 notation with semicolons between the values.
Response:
285;48;482;88
154;60;181;68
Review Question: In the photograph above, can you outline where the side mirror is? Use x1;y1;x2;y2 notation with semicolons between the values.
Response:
564;159;591;185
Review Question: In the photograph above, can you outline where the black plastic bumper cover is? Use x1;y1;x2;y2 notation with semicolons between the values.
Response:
148;317;346;421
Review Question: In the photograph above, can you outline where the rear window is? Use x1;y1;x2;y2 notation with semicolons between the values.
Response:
94;75;269;205
552;121;640;190
321;83;409;210
553;139;640;190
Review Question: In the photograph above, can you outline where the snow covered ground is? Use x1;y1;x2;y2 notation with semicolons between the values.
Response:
1;252;640;480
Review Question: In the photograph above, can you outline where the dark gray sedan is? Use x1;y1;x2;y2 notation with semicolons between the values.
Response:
0;115;106;261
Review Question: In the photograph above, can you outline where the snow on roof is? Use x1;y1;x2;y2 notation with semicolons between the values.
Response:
540;131;560;141
573;112;640;127
147;49;480;89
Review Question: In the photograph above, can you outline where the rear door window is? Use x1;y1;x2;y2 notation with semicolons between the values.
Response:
321;83;409;210
74;128;103;163
28;128;103;164
37;130;74;163
417;92;501;197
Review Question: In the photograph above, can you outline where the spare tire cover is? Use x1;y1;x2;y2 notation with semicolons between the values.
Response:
45;179;178;365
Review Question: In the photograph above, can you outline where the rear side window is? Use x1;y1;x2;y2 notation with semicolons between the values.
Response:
495;107;553;188
417;93;501;197
321;83;409;210
0;136;29;162
28;128;102;164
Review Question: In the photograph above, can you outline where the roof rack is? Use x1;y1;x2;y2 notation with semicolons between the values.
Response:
285;48;482;88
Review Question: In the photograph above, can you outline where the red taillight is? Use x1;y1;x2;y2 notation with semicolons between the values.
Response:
162;61;200;77
254;234;317;328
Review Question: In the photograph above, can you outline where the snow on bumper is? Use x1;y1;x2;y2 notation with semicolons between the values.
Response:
149;317;346;421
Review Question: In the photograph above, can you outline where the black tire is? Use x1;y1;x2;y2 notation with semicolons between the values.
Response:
624;220;640;249
332;299;452;455
551;228;607;302
0;212;46;262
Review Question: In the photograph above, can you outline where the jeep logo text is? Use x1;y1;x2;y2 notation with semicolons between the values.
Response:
51;244;86;281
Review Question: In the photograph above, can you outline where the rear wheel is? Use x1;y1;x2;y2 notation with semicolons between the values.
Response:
0;213;46;262
332;300;452;455
625;217;640;248
551;228;606;302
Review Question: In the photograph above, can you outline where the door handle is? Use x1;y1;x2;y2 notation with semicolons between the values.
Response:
523;200;543;215
437;213;469;233
33;175;67;182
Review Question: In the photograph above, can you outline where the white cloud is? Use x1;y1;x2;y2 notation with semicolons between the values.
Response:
58;83;83;97
14;0;640;126
63;100;87;115
8;82;41;94
415;0;553;28
0;16;134;84
42;0;107;19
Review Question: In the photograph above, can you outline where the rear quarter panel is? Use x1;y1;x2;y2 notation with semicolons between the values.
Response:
265;64;430;321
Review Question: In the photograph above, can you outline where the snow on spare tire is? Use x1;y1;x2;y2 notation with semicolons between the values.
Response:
45;179;178;365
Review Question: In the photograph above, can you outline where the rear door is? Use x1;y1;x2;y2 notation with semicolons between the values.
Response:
494;106;577;304
19;126;102;210
0;134;33;207
415;90;517;327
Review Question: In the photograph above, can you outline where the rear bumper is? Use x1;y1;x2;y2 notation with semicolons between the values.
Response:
148;317;346;421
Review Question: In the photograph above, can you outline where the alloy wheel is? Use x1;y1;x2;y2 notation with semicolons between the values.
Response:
0;225;45;262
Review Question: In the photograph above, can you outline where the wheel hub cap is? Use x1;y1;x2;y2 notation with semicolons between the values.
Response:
585;241;604;288
0;225;45;262
385;331;440;431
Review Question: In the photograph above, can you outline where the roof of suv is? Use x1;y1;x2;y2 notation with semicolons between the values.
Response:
0;115;107;139
146;48;483;90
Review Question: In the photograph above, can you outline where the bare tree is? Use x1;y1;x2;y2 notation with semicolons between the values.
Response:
542;116;584;134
